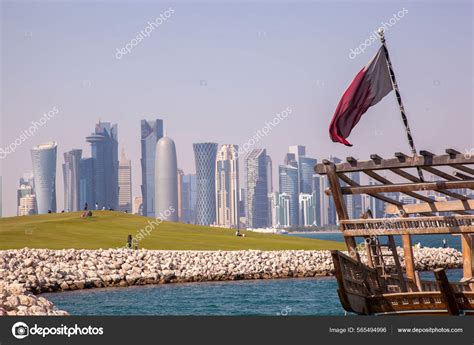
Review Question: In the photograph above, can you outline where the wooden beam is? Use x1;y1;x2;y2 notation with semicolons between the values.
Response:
385;199;474;214
364;170;436;204
461;234;473;282
454;171;473;180
422;166;462;181
402;234;415;282
341;226;473;236
454;164;474;176
315;153;474;175
324;161;358;259
337;173;402;206
390;167;469;201
433;268;461;315
335;180;474;195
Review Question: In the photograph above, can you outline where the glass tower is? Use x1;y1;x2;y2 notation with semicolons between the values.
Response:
141;119;163;217
193;142;218;225
246;148;268;229
63;149;82;212
31;142;57;214
278;164;299;226
86;122;118;210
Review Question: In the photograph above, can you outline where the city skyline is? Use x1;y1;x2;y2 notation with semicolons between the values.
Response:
1;2;472;216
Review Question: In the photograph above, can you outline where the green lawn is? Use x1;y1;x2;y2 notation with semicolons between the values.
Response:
0;211;345;251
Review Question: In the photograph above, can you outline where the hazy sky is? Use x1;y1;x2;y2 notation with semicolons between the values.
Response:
1;0;472;217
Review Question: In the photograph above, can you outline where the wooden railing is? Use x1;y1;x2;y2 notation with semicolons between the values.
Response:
367;291;474;314
340;215;474;236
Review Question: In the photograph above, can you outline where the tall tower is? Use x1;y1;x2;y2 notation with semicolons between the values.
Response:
278;164;299;226
155;136;178;221
118;149;132;213
31;142;57;214
182;174;197;223
141;119;164;217
63;149;82;212
193;143;218;225
246;148;268;229
79;158;95;211
177;169;184;221
86;122;118;209
215;144;240;228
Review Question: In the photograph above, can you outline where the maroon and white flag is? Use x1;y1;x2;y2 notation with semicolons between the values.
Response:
329;47;393;146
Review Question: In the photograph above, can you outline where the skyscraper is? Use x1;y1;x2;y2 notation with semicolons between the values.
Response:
177;169;184;221
86;122;118;209
17;173;36;216
63;149;82;212
118;150;132;213
318;156;341;226
299;193;317;226
155;136;178;221
182;174;197;223
278;164;299;226
79;158;95;210
288;145;306;161
193;142;218;225
215;144;240;228
299;156;317;194
271;192;291;228
133;196;143;215
141;119;164;217
31;142;57;214
246;148;268;229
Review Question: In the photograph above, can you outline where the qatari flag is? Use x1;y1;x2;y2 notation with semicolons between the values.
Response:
329;47;393;146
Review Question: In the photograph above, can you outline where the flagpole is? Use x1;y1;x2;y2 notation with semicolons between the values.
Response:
378;28;425;182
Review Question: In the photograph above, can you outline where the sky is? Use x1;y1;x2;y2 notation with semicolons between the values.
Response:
1;0;473;217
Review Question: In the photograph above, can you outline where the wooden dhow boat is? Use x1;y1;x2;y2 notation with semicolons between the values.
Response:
315;149;474;315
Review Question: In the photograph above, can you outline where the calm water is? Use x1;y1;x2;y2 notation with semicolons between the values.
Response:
290;232;462;251
45;270;463;316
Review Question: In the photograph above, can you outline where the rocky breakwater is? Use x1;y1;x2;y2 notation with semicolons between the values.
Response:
0;247;463;315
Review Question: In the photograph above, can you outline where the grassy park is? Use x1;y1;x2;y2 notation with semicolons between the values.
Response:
0;211;345;251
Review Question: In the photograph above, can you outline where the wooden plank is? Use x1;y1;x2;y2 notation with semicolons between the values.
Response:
390;168;469;201
385;199;474;215
434;268;461;315
364;170;436;204
331;251;354;313
422;166;462;181
388;235;407;292
335;180;474;195
337;173;402;206
402;234;415;282
461;234;473;281
454;165;474;176
315;153;474;175
324;161;358;259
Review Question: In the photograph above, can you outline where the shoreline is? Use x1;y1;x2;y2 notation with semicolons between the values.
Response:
0;247;463;315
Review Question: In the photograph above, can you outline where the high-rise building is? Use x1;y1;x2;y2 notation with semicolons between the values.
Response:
86;122;118;209
17;173;36;216
299;193;317;226
177;169;184;221
318;156;341;226
118;150;132;213
246;148;268;229
345;172;362;219
266;155;273;193
141;119;164;217
279;164;299;226
182;174;197;223
289;145;306;161
215;144;240;228
299;156;317;194
79;158;95;211
133;196;143;215
31;142;57;214
193;142;218;225
271;192;291;228
62;149;82;212
312;174;321;226
155;136;178;221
